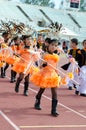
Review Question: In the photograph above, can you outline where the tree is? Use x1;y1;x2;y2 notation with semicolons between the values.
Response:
80;0;86;11
24;0;55;8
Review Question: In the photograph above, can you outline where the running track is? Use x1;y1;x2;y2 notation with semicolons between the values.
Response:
0;54;86;130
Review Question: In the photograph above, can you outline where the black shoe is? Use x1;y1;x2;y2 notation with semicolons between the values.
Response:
15;86;19;93
34;104;41;110
80;93;86;97
24;90;28;96
73;84;76;89
10;78;15;83
75;90;79;95
14;78;16;82
68;86;73;90
1;74;5;78
51;111;59;117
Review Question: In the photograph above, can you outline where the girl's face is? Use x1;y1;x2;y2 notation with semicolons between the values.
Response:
70;42;77;49
38;35;44;43
83;41;86;49
48;42;58;53
15;38;21;45
25;37;33;46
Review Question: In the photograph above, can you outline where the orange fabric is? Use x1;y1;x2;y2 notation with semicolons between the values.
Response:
0;49;10;61
5;55;20;65
11;45;23;54
12;49;34;73
30;54;61;88
0;62;5;67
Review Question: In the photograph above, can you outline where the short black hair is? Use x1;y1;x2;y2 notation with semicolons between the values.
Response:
71;38;78;45
13;36;19;41
45;37;51;44
2;31;9;36
21;35;32;40
50;39;58;44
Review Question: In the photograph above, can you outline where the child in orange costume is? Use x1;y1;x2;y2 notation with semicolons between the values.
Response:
12;35;35;96
0;43;11;77
30;39;61;117
6;36;22;82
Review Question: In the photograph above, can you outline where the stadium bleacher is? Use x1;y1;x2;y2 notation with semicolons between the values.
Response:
0;1;86;42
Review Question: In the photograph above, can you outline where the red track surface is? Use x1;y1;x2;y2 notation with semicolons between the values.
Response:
0;55;86;130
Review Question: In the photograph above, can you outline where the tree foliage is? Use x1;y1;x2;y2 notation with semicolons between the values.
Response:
24;0;55;8
80;0;86;11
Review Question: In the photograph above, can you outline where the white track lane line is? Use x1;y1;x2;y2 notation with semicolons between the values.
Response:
20;125;86;128
0;111;20;130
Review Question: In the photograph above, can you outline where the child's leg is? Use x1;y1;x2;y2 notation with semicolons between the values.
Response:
24;74;29;96
1;67;4;78
75;85;80;95
68;80;73;90
34;88;45;110
10;70;17;83
4;63;9;77
51;87;59;116
15;73;24;93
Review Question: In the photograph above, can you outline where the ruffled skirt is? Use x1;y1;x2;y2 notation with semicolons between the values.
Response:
30;66;61;88
5;56;20;65
12;60;39;74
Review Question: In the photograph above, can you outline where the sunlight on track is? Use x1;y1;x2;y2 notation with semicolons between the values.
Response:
20;125;86;128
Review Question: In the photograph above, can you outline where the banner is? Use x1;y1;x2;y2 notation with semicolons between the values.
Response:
70;0;80;8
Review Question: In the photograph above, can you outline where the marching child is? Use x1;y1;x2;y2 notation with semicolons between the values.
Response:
12;35;34;96
30;39;61;117
62;38;82;90
75;39;86;96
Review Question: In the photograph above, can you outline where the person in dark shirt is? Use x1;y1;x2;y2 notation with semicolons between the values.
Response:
80;39;86;67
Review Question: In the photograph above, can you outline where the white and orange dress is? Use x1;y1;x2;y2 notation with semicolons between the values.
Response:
30;53;61;88
5;44;22;65
0;43;11;67
12;48;39;74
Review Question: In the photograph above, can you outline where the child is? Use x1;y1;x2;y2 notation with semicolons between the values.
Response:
66;38;82;90
30;39;61;117
1;32;11;78
10;36;22;83
75;39;86;96
76;65;86;97
12;35;34;96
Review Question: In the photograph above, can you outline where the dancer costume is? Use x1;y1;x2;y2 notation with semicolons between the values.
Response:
77;65;86;96
0;44;11;67
12;48;39;74
30;53;61;88
6;43;23;65
67;61;79;87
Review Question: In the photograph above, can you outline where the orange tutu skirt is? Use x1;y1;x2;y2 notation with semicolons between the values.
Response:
0;54;2;61
29;66;40;75
5;56;20;65
0;54;6;61
30;66;61;88
12;61;27;73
